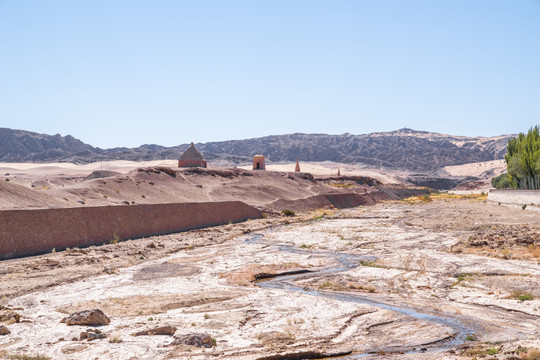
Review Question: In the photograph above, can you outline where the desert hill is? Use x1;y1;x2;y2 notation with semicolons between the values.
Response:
0;128;97;162
0;127;512;171
0;161;420;212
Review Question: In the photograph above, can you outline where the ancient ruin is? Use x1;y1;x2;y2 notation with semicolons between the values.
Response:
252;155;266;170
178;142;207;168
295;159;300;172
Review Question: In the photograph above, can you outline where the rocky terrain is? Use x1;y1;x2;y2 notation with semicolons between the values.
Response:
0;127;512;172
0;196;539;359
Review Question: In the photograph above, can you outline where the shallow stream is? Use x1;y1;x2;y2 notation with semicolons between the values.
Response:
245;232;477;358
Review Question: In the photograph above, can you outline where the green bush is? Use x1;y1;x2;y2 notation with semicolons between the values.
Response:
512;291;534;301
491;173;510;189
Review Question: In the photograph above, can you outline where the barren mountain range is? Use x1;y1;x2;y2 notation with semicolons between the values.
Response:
0;127;512;172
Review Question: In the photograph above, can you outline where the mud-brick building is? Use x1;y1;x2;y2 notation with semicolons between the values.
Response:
178;142;207;168
252;155;266;170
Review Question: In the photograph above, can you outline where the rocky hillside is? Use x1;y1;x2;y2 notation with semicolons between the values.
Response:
198;129;511;171
0;128;97;162
0;127;512;171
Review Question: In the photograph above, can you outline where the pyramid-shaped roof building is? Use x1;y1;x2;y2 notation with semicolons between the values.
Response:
178;142;207;168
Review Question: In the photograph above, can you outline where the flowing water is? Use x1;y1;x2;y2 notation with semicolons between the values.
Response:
245;232;477;358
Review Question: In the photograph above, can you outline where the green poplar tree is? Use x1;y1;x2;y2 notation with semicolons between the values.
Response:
504;125;540;189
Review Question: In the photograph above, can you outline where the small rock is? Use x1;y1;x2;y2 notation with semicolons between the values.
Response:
122;201;130;205
0;308;21;324
469;240;488;247
80;328;106;341
171;333;216;348
134;325;176;336
61;343;88;354
88;332;106;341
103;267;116;275
0;325;10;335
61;309;110;326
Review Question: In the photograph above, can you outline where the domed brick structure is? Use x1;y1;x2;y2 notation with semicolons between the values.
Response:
178;142;207;168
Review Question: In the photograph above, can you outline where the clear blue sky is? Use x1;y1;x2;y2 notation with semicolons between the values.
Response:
1;1;539;148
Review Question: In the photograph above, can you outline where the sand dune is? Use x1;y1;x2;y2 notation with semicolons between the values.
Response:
0;160;399;181
435;159;506;178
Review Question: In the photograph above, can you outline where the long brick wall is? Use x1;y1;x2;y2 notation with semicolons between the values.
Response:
0;201;261;260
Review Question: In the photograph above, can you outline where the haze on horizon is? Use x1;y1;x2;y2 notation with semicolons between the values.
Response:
1;1;539;149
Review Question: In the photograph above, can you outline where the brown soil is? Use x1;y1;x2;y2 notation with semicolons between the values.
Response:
0;165;381;211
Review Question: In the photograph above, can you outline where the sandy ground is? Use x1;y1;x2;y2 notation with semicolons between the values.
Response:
1;196;539;359
238;162;401;184
0;160;178;179
0;160;398;183
0;161;401;212
434;160;506;179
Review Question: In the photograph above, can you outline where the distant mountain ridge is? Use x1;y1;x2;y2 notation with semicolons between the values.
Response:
0;127;512;171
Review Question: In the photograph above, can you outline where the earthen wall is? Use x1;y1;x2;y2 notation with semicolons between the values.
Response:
487;189;540;207
0;201;261;260
178;159;207;168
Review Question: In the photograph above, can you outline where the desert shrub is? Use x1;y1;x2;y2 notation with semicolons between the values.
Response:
110;232;120;244
360;260;383;268
452;273;472;287
281;209;295;217
511;290;534;301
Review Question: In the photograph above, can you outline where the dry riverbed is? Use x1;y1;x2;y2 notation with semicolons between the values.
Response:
1;197;539;359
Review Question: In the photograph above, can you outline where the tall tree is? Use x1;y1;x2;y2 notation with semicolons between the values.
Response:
505;126;540;189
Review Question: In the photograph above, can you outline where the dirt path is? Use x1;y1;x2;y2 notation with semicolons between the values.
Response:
1;197;539;359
